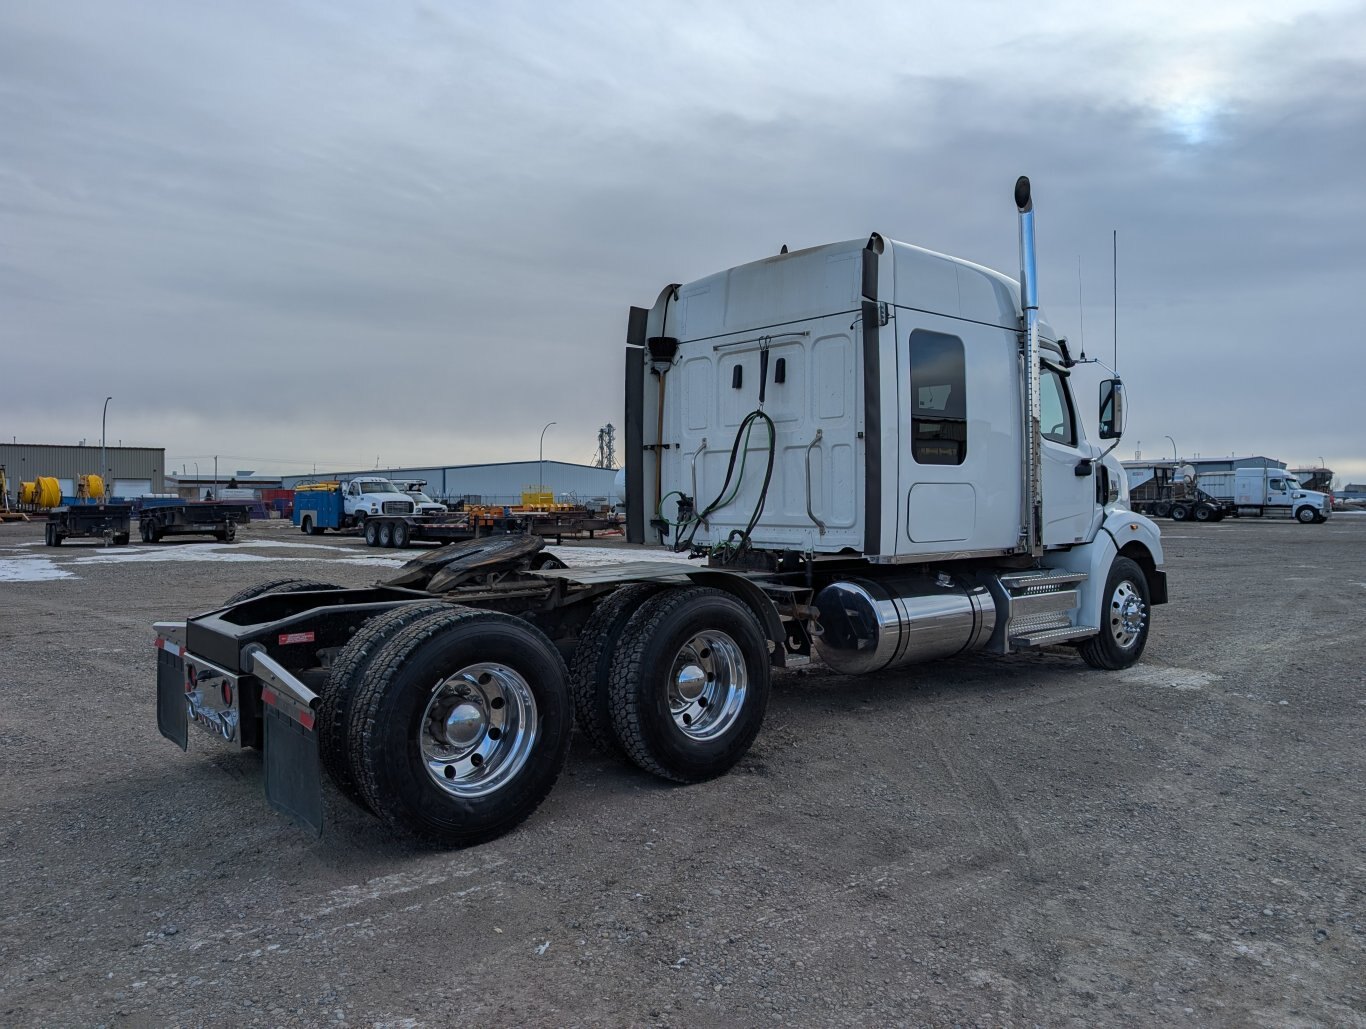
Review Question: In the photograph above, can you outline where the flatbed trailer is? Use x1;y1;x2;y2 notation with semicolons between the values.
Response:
360;508;622;549
44;503;132;546
138;502;251;543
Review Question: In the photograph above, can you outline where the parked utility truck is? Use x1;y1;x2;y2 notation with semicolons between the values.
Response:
291;478;417;535
152;178;1166;847
1198;468;1331;523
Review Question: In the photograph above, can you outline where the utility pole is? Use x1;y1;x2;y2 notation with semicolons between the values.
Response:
101;396;112;502
539;421;557;492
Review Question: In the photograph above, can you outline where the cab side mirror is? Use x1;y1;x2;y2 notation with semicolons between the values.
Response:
1098;379;1124;439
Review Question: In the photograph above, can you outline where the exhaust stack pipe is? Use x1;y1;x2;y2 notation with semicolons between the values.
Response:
1015;176;1043;556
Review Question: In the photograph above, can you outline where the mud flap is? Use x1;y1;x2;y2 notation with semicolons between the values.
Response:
156;645;188;750
262;689;324;837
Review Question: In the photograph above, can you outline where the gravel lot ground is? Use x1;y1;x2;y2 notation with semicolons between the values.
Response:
1;515;1363;1027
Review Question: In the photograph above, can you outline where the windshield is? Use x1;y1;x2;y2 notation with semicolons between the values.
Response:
357;480;399;495
412;492;436;503
1285;476;1302;489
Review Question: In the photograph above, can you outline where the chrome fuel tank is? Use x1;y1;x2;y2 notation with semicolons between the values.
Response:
814;575;997;675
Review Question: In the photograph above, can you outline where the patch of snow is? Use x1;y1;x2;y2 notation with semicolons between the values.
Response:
0;558;77;582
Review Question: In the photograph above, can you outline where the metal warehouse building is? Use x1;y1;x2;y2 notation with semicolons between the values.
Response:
281;460;618;508
0;442;166;498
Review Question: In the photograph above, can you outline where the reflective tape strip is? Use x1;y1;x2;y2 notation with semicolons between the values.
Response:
156;637;185;658
278;631;316;645
261;686;316;731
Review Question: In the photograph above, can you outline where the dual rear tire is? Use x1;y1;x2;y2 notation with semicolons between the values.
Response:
572;586;771;783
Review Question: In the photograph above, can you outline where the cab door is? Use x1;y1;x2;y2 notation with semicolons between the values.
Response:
1039;363;1099;546
1266;475;1292;511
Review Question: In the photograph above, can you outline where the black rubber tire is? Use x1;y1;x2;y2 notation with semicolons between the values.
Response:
569;584;661;755
224;523;236;542
1193;504;1213;522
1152;501;1172;518
44;523;57;546
607;587;770;783
320;600;450;812
364;519;381;547
222;577;342;607
379;521;395;548
1169;504;1189;521
348;607;573;846
300;515;313;535
1295;506;1317;524
393;521;410;549
1078;556;1151;671
114;533;130;546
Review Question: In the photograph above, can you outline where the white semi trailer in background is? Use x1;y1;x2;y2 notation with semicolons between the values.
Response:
151;178;1167;847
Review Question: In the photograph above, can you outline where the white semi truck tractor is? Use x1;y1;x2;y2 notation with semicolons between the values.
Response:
152;178;1166;847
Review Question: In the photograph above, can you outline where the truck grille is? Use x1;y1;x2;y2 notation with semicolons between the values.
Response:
383;501;415;515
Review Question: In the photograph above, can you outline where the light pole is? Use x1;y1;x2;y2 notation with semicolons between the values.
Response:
194;462;200;499
539;421;557;494
1164;435;1178;464
101;396;112;501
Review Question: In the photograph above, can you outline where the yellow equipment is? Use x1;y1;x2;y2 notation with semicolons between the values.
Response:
295;482;341;492
19;481;37;505
35;477;62;509
78;474;106;500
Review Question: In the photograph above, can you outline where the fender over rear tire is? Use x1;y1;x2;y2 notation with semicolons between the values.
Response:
348;608;573;846
1078;556;1151;670
569;583;661;755
320;600;451;811
222;578;342;606
607;587;770;783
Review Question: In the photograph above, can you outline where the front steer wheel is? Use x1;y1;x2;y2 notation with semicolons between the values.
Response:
607;587;771;783
1078;556;1151;670
347;607;573;847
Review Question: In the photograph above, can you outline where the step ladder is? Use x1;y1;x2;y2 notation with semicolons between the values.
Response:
989;569;1096;651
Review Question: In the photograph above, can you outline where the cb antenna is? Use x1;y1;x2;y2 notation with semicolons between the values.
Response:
1077;255;1085;361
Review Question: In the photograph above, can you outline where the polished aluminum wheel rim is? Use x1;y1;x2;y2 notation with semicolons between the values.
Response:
667;630;747;740
420;663;538;798
1108;580;1146;649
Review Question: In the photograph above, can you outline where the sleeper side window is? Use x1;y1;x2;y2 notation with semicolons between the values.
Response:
1040;365;1077;446
909;329;966;465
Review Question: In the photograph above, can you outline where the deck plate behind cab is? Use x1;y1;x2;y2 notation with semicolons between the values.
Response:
532;560;697;585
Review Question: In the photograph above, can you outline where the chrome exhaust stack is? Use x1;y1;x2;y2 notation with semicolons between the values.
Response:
1015;176;1043;556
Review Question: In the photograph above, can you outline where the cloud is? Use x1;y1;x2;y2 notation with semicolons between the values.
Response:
1;1;1363;478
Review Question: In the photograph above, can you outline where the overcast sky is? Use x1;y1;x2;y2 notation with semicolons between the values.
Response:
3;1;1364;482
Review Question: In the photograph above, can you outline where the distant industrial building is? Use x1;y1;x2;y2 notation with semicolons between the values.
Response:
0;442;165;498
280;460;617;508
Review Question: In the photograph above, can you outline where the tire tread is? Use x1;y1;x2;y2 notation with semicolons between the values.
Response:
348;607;571;845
